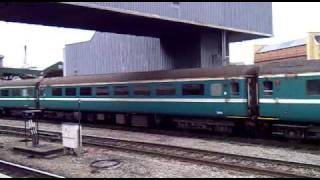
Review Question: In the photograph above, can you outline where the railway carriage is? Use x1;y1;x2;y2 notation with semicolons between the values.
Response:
37;66;257;122
257;61;320;139
3;60;320;139
258;60;320;123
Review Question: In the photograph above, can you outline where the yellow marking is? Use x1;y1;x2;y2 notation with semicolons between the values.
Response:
257;117;279;121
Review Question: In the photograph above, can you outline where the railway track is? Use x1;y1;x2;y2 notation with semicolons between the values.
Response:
0;159;64;178
5;116;320;153
0;124;319;178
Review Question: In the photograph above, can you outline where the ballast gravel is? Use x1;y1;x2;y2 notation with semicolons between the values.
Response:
0;135;268;178
0;118;320;167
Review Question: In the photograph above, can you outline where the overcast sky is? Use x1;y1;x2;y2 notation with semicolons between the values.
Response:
1;2;320;69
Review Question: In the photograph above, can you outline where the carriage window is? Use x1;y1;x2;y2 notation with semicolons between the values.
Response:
52;88;62;96
133;84;150;96
22;88;33;97
306;80;320;95
211;84;223;96
80;87;92;96
263;81;273;96
156;84;176;96
11;89;21;96
28;89;33;96
65;88;77;96
96;87;109;96
231;82;240;96
39;88;45;97
182;84;204;95
114;86;129;96
0;90;9;97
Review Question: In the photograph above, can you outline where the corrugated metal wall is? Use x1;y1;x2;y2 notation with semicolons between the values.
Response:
64;2;272;76
89;2;272;35
64;31;226;76
64;32;173;76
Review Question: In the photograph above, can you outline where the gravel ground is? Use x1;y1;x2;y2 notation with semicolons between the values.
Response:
0;135;268;178
1;118;320;167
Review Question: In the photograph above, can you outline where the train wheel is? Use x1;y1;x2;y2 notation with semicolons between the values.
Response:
86;113;95;123
0;109;4;117
73;112;82;122
3;109;11;117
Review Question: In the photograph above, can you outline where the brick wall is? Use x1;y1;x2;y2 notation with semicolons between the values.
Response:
254;45;306;63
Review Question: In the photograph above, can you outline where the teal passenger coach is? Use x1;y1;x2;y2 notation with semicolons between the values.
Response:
1;60;320;139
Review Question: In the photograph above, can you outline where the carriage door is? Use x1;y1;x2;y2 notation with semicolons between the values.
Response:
246;77;258;117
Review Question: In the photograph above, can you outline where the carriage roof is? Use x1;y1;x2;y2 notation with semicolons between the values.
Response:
40;65;257;86
0;79;41;87
258;60;320;76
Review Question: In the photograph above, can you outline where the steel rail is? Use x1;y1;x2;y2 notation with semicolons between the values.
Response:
0;160;65;178
0;124;318;178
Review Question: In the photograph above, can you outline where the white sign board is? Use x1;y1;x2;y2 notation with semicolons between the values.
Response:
62;123;82;149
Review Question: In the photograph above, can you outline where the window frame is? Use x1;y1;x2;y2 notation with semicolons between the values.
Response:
182;83;205;96
39;87;46;97
96;86;110;96
80;87;92;96
11;88;22;97
230;81;240;96
27;88;33;97
306;79;320;96
263;80;274;96
0;89;9;97
114;85;129;96
52;88;63;97
210;83;223;97
156;83;176;96
65;87;77;96
133;84;151;96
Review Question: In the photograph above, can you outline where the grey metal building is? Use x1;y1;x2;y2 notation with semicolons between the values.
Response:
64;33;164;75
62;2;273;76
0;55;3;68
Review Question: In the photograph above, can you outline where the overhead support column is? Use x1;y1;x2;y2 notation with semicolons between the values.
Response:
222;30;229;66
159;30;230;69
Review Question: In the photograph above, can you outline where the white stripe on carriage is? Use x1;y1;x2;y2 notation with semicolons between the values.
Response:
0;98;36;101
45;77;247;87
259;98;320;104
259;72;320;78
39;98;248;103
0;86;35;89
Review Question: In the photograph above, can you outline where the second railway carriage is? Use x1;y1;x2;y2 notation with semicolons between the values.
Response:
37;65;257;124
256;60;320;139
0;79;40;115
258;60;320;123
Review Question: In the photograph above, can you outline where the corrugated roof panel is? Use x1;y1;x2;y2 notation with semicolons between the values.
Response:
258;39;305;53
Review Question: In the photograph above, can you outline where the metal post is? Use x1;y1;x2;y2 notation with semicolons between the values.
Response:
36;112;39;145
77;99;81;156
23;110;41;147
24;115;27;146
31;112;37;147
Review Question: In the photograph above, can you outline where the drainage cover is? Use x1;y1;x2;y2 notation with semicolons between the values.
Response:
90;159;121;169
